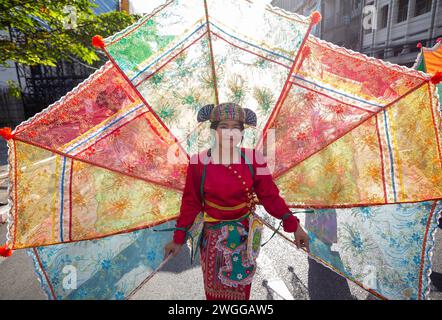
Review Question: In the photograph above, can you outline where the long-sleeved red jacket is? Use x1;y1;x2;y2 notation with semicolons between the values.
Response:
173;147;299;244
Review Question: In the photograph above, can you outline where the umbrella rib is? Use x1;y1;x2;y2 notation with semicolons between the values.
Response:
375;113;389;203
203;0;220;105
33;248;57;300
427;83;442;171
210;29;291;68
12;136;185;193
134;29;208;88
283;197;442;209
418;201;438;299
257;16;317;149
16;215;178;251
100;46;190;161
125;254;173;300
105;0;174;46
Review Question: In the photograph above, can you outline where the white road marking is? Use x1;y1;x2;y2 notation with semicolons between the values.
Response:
256;246;295;300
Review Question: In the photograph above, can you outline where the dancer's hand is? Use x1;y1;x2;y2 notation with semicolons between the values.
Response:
164;240;183;259
294;225;310;253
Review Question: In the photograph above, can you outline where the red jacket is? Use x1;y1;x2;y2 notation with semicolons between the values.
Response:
173;147;299;244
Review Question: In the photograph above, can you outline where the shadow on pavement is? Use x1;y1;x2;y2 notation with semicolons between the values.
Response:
306;257;355;300
430;271;442;292
160;243;201;273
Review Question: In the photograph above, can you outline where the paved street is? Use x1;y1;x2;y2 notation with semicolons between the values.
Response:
0;161;441;300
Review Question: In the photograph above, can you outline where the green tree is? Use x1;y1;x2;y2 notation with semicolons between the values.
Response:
0;0;140;67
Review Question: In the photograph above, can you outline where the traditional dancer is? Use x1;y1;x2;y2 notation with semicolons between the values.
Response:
164;102;310;300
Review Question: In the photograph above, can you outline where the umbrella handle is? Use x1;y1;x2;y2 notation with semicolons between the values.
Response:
125;254;173;300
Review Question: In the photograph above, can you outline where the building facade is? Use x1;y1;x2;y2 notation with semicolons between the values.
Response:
271;0;441;67
361;0;441;67
271;0;364;50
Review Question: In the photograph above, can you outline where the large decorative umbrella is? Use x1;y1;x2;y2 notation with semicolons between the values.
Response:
1;0;441;300
414;39;442;109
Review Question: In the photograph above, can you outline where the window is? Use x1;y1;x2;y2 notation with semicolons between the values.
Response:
341;0;351;15
379;5;389;29
393;46;403;56
414;0;432;17
397;0;408;22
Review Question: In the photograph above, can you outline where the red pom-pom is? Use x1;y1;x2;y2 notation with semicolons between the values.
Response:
92;35;105;49
0;127;13;140
416;42;422;49
430;71;442;85
302;45;311;57
310;11;321;25
0;244;13;257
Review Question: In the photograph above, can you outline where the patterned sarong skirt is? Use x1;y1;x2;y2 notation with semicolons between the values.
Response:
199;217;257;300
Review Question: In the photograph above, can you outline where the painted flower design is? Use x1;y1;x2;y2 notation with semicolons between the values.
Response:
101;259;111;270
